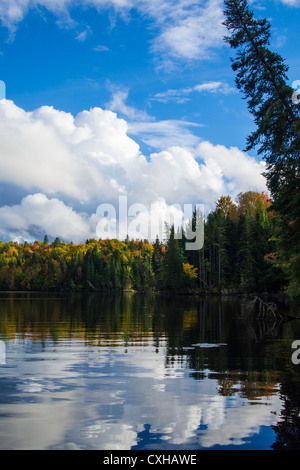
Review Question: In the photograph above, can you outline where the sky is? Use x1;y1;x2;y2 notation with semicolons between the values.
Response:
0;0;299;244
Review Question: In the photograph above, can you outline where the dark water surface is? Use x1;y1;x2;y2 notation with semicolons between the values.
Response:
0;292;300;450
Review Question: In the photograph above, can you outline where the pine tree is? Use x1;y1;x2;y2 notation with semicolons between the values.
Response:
152;237;164;289
162;226;184;292
204;210;229;288
250;206;275;291
223;0;300;297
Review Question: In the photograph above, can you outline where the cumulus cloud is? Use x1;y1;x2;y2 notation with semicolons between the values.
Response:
0;99;267;243
0;193;96;243
196;141;267;197
0;99;143;203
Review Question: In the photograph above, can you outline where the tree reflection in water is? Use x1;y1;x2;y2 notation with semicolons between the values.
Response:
0;291;300;449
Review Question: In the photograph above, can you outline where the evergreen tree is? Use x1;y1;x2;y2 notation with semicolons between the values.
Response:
250;207;274;291
204;210;229;287
162;226;184;292
152;236;164;288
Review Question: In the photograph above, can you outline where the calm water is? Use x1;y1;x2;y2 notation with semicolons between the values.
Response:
0;292;300;450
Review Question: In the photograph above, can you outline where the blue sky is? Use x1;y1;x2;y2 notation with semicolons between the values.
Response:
0;0;299;243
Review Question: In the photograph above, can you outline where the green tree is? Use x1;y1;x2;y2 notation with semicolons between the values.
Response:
152;237;164;288
52;237;61;248
162;226;184;292
204;210;229;287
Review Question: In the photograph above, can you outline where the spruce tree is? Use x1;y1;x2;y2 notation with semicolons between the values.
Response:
162;226;184;292
223;0;300;297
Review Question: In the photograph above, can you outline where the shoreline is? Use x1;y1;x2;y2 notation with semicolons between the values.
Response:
0;287;290;300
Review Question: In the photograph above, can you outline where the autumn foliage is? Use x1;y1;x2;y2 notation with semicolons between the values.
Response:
0;191;286;294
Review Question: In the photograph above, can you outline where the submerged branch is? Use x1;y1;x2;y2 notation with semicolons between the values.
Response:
248;296;287;321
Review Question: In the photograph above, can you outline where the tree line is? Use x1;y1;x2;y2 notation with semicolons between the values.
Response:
0;190;287;295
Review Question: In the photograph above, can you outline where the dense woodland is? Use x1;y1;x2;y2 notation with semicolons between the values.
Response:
0;191;287;296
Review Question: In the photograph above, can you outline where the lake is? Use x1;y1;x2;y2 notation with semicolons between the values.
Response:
0;291;300;450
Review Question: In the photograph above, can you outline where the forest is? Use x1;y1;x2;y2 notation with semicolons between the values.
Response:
0;190;289;296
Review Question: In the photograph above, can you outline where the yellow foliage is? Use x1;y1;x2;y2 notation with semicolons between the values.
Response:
183;262;198;279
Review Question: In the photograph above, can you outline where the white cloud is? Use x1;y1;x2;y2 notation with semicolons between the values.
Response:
151;0;226;63
278;0;300;4
107;87;203;149
0;0;227;65
1;335;282;450
128;120;203;150
0;99;267;243
194;82;236;94
249;0;300;9
0;0;73;32
0;193;96;243
269;0;300;5
107;87;153;122
75;28;91;41
196;141;267;197
93;44;109;52
0;0;298;59
151;81;236;104
0;99;143;203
